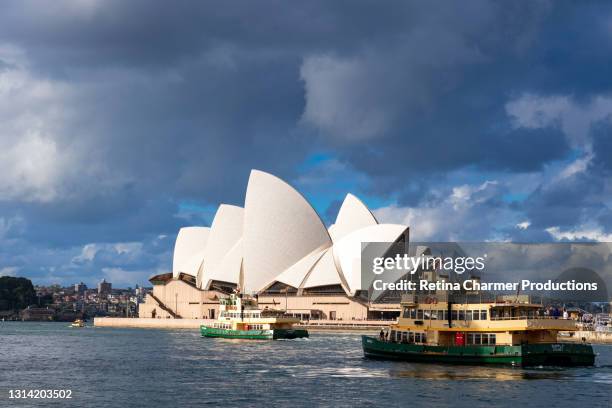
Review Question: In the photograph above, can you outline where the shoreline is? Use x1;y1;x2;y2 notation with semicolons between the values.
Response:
93;317;390;333
91;318;612;342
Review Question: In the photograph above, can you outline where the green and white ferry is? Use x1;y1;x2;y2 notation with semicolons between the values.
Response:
363;293;595;366
200;293;309;340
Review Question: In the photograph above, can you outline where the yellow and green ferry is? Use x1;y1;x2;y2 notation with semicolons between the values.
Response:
363;294;595;366
201;293;308;340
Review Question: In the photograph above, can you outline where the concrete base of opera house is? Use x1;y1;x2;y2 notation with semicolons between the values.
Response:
93;317;395;332
136;277;402;322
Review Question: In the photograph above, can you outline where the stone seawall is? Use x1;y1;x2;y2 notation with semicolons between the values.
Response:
94;317;215;329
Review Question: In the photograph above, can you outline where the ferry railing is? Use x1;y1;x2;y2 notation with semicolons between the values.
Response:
489;315;574;321
400;293;544;305
299;319;396;328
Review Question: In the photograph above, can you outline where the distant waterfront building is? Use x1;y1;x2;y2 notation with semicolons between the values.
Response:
139;169;415;321
75;282;87;296
20;306;55;321
98;279;112;296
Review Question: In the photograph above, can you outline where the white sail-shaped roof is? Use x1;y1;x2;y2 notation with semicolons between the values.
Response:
332;224;408;294
181;249;207;279
329;193;378;242
301;248;346;289
270;246;327;289
242;170;332;292
197;204;244;288
172;227;210;278
203;239;243;289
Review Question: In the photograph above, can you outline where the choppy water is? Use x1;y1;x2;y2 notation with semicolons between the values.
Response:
0;322;611;407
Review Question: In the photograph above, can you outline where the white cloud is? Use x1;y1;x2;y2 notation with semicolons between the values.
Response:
546;226;612;242
0;44;131;204
450;180;498;210
516;221;530;230
72;242;144;264
555;153;593;181
114;242;143;255
374;205;442;241
506;93;612;148
0;266;19;276
0;44;77;202
72;243;99;263
0;132;62;202
374;180;517;241
101;267;151;288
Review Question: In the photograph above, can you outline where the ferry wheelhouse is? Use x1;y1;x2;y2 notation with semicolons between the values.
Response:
362;293;595;366
201;293;308;340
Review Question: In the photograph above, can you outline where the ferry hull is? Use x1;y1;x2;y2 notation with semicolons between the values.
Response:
200;326;308;340
362;336;595;366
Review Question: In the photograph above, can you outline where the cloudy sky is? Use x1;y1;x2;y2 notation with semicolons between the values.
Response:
1;1;611;287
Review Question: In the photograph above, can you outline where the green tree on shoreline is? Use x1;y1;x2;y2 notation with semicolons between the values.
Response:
0;276;37;311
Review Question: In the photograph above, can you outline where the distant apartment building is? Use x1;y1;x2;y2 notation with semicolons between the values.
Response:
98;279;112;296
75;282;87;296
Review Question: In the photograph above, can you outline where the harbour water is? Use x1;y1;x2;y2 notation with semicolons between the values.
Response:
1;322;610;407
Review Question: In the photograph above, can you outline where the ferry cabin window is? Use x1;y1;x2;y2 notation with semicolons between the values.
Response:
481;310;487;320
402;307;410;318
458;311;465;320
392;331;426;344
467;333;496;345
410;309;417;319
417;310;424;320
451;310;458;320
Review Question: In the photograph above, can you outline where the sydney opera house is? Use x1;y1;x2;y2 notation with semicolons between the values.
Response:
139;170;410;321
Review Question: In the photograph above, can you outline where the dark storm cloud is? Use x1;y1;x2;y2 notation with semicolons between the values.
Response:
1;1;611;285
524;171;607;230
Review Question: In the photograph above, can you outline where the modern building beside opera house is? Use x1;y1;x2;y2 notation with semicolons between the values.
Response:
139;169;411;321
